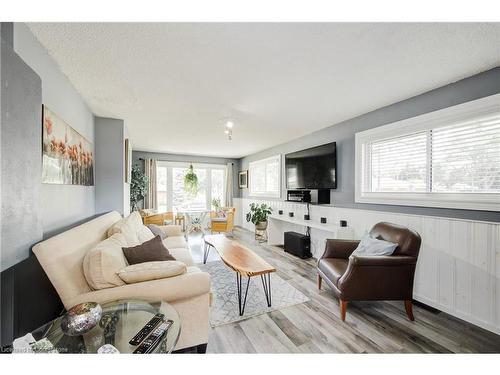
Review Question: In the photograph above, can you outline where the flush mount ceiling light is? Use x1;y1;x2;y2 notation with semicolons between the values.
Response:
224;119;234;140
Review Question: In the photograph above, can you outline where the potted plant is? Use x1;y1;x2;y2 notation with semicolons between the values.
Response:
130;164;148;211
184;164;199;196
211;198;224;216
246;203;273;231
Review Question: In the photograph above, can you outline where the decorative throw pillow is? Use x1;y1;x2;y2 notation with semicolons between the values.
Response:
147;224;167;240
122;235;176;265
83;233;128;290
117;261;187;284
351;231;398;257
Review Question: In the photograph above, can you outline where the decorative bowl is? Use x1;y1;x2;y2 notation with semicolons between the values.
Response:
60;302;102;336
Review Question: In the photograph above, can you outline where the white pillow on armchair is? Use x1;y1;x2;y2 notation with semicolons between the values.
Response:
351;231;398;256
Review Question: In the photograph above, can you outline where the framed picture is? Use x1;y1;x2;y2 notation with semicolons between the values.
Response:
42;105;94;185
125;138;132;183
238;170;248;188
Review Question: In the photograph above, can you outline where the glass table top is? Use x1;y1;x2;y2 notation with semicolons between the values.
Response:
31;300;180;354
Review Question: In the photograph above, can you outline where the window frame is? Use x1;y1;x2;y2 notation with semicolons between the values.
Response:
248;154;282;198
355;94;500;212
156;161;226;212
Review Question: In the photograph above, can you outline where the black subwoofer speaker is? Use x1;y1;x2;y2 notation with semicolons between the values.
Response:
284;231;311;259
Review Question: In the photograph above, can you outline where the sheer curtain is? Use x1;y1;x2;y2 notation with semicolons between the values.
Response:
144;158;158;210
225;162;233;207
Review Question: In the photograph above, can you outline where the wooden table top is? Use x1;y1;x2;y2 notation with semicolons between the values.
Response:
204;235;276;277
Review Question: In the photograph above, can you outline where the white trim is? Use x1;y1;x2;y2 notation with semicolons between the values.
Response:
355;94;500;211
248;154;282;199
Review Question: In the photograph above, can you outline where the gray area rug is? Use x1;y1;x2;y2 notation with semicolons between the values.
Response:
198;260;309;327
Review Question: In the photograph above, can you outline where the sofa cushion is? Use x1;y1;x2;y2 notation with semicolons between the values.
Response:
108;212;156;245
318;258;348;286
117;260;187;284
163;236;187;249
107;217;140;246
169;248;195;267
122;235;176;265
137;225;155;243
147;224;167;240
83;233;129;290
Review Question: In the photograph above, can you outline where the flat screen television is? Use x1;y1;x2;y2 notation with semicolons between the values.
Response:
285;142;337;189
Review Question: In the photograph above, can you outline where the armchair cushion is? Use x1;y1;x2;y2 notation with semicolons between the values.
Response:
318;258;348;286
351;232;398;257
349;255;417;267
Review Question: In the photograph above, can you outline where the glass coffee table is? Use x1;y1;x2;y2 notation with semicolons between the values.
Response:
31;300;181;354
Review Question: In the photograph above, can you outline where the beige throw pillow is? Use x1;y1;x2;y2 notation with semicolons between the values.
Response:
117;261;187;284
83;233;129;290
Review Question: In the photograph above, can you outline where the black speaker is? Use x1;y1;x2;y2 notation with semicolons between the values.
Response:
284;231;311;259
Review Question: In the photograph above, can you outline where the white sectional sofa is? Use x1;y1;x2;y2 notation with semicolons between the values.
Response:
32;211;211;352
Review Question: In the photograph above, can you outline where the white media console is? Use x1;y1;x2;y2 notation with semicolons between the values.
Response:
267;214;354;252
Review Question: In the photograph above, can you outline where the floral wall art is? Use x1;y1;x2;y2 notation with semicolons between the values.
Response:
42;105;94;185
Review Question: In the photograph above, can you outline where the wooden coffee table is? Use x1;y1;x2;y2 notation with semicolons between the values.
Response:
203;234;276;316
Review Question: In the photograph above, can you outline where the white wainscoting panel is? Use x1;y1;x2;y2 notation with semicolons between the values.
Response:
234;197;500;335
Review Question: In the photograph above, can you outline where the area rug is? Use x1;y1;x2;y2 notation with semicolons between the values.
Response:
198;260;309;327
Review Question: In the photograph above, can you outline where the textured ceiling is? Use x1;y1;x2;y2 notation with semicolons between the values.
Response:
28;23;500;158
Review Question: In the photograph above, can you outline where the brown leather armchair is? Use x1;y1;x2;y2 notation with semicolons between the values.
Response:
317;222;421;322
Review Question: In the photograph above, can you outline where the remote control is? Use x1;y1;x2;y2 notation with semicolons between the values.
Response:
128;313;165;346
133;320;173;354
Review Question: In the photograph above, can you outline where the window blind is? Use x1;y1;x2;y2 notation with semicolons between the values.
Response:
431;114;500;193
364;113;500;194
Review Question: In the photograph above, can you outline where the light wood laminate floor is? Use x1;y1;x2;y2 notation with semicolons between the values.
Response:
187;229;500;353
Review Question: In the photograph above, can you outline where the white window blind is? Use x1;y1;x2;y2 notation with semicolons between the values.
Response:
249;155;281;198
368;131;428;192
431;115;500;193
355;94;500;211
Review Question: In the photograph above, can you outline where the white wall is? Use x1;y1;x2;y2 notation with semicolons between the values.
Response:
13;24;95;237
235;197;500;336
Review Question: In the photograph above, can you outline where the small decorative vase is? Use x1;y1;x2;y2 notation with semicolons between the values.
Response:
61;302;102;336
255;221;268;231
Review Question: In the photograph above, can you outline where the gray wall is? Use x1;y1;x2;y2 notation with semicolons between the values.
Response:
239;67;500;222
95;117;129;216
132;151;240;203
13;23;96;237
1;38;43;272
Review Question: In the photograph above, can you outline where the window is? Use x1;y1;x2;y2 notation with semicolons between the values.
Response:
156;165;168;212
249;155;281;198
155;162;226;212
172;167;207;211
355;94;500;211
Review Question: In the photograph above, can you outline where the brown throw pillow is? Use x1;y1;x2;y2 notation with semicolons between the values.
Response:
147;224;167;240
122;235;176;265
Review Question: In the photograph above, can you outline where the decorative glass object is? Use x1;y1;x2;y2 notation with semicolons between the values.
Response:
60;302;102;336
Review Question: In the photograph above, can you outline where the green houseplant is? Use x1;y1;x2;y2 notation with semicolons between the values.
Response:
246;203;273;230
130;164;148;211
184;164;199;196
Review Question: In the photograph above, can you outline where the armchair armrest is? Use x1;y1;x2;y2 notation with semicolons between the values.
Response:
320;239;360;260
159;224;183;237
337;255;418;300
349;255;416;267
